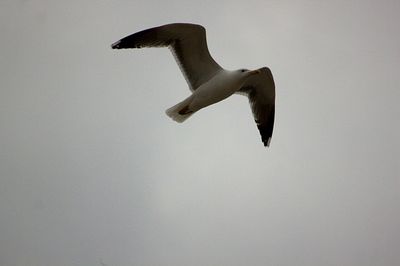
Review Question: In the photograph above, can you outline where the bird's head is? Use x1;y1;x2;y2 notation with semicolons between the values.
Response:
237;68;261;77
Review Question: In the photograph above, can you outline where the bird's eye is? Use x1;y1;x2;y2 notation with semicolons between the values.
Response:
241;69;245;73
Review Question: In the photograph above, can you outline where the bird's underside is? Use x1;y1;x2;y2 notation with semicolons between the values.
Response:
111;23;275;147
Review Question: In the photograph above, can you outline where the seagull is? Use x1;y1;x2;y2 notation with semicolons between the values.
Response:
111;23;275;147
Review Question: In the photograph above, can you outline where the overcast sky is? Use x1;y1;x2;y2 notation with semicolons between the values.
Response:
1;0;399;266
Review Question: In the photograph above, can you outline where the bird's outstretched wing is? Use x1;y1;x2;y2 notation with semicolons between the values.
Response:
111;23;222;91
238;67;275;147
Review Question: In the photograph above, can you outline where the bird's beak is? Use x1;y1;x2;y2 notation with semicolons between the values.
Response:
248;69;261;76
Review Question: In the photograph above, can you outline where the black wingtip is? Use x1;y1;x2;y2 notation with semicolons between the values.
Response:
257;126;272;147
111;40;121;49
263;137;272;147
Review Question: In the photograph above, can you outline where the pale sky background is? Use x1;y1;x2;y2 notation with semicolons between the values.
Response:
1;0;399;266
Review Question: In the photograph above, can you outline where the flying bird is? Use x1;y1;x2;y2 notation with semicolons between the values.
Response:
111;23;275;147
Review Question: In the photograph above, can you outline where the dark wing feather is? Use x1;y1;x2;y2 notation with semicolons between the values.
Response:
111;23;222;91
238;67;275;147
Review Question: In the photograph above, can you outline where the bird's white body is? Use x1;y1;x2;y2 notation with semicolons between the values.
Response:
190;70;251;111
165;69;259;122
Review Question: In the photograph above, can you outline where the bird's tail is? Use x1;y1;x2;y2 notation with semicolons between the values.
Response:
165;95;195;123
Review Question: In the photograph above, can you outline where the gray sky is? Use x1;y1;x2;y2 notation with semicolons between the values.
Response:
1;0;399;265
